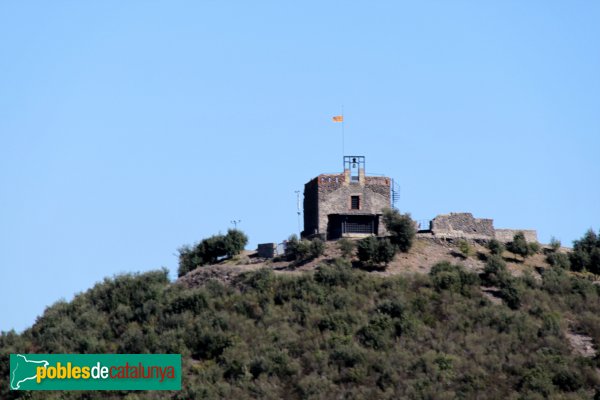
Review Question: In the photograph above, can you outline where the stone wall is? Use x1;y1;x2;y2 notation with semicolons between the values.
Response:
430;213;494;240
257;243;277;258
302;177;320;236
427;213;539;243
495;229;538;243
303;173;391;239
318;176;390;238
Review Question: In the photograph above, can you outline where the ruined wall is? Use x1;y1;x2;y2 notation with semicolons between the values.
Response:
428;213;539;243
430;213;494;240
495;229;538;243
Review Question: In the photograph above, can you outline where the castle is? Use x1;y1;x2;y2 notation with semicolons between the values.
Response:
302;156;391;240
300;156;537;243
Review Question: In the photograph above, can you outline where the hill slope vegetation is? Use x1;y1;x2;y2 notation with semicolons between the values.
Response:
2;256;600;399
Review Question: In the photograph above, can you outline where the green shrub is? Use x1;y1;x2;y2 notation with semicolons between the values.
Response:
285;235;325;263
329;343;365;369
241;268;275;292
377;299;405;319
458;239;472;258
487;239;505;256
541;267;572;295
546;252;571;270
166;289;209;314
357;314;393;349
552;367;584;392
549;237;561;252
186;328;232;360
482;255;509;287
314;261;358;287
284;234;300;261
382;208;416;252
309;238;325;259
520;366;553;396
500;280;523;309
338;238;355;259
506;231;532;259
357;236;377;264
528;241;541;254
539;312;561;337
357;236;396;267
430;262;479;295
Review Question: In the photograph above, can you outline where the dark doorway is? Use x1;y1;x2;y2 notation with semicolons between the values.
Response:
327;214;379;239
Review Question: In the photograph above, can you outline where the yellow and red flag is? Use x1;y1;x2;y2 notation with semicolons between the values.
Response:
332;115;343;122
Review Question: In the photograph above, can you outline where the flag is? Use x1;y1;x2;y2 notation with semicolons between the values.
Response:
332;115;343;122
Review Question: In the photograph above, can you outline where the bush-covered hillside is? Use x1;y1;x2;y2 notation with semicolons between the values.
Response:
2;258;600;399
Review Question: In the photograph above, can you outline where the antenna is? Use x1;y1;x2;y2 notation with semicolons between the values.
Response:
230;219;241;229
294;190;301;236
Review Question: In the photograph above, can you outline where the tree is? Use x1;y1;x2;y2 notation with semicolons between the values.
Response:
224;229;248;258
506;232;532;260
382;208;416;253
570;229;600;274
177;229;249;276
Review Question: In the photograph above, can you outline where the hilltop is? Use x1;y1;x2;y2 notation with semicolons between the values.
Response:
177;236;563;288
2;230;600;399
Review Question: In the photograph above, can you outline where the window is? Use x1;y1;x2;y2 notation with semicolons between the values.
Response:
351;196;360;210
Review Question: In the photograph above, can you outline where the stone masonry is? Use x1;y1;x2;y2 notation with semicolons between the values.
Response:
430;213;494;240
495;229;538;243
301;158;539;243
303;159;391;240
428;212;538;243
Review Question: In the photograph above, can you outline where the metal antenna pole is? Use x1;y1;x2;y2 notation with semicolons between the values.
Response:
295;190;301;236
230;220;241;229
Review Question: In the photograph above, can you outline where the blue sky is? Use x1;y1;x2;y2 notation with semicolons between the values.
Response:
1;2;599;333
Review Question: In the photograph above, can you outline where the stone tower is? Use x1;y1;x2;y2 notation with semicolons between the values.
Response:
302;156;391;240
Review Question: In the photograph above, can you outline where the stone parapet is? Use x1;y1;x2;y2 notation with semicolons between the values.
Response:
495;229;538;243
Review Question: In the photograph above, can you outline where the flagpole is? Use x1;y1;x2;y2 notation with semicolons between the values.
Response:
341;105;345;158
